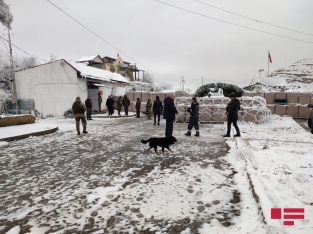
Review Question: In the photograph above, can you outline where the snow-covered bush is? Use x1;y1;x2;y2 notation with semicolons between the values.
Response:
0;89;9;114
0;0;13;29
64;108;74;118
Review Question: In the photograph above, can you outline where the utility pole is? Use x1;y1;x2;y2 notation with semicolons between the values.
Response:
202;76;203;85
7;28;18;113
180;77;182;90
182;76;185;92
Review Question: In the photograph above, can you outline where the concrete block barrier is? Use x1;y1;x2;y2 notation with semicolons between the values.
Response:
274;105;287;116
299;93;311;105
286;92;299;104
141;92;150;102
286;104;299;118
264;93;275;104
299;105;311;118
133;92;142;103
275;92;287;99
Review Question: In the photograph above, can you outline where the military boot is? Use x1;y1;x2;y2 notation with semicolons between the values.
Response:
194;131;200;137
185;130;191;136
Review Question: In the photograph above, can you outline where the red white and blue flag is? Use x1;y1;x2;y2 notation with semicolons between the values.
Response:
268;52;272;63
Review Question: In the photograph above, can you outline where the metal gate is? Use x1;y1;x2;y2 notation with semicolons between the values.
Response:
88;89;99;111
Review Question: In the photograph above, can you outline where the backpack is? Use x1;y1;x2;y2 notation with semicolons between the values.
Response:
73;102;84;114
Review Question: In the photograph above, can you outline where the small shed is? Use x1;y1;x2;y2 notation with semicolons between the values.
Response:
15;59;129;117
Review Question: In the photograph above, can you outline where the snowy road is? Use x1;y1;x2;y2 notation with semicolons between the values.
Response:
0;117;241;233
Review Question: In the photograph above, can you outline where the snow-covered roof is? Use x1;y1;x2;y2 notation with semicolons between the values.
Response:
76;55;103;64
250;76;287;86
67;61;129;83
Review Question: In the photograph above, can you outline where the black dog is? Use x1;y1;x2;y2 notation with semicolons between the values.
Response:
141;136;177;155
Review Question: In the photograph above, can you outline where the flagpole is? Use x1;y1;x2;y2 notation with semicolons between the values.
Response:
268;50;269;77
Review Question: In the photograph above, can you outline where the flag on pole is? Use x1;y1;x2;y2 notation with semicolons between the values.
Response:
268;52;272;63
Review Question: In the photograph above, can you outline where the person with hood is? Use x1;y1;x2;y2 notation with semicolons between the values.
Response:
106;96;111;115
72;96;88;135
185;97;200;137
117;96;123;116
224;93;241;137
85;96;93;120
163;94;178;137
153;95;162;126
122;95;130;116
98;91;102;112
146;98;152;120
135;98;141;118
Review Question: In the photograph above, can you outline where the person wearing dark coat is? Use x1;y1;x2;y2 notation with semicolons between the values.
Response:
135;98;141;118
163;94;178;137
153;96;163;126
122;95;130;116
224;93;241;137
85;96;93;120
106;96;115;115
185;97;200;136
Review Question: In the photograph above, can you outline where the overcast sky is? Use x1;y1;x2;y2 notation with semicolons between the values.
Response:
1;0;313;91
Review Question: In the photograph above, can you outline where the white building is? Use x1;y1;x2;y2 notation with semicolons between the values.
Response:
15;59;129;117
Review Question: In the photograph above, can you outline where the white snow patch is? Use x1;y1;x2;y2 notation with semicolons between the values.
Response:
6;226;20;234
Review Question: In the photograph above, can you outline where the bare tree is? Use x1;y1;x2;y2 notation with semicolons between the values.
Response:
0;0;13;29
0;53;37;92
50;53;58;62
154;82;173;92
142;72;154;86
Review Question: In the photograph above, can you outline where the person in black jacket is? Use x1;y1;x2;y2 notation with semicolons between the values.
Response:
163;94;178;137
224;93;241;137
85;96;93;120
106;95;115;115
153;96;163;126
185;97;200;136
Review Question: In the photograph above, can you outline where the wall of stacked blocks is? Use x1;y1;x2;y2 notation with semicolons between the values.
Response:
125;91;313;122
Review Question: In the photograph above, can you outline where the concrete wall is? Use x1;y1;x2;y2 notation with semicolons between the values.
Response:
16;61;88;117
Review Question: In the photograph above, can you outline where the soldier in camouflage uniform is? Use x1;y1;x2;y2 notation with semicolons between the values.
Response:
146;98;152;120
72;96;88;135
122;95;130;116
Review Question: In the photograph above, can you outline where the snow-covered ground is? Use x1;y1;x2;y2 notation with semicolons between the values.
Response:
91;111;139;117
219;115;313;234
0;122;57;139
0;115;312;233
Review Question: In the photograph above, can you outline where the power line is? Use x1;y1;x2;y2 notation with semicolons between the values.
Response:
152;0;313;44
0;36;9;52
46;0;168;80
0;35;48;62
193;0;313;36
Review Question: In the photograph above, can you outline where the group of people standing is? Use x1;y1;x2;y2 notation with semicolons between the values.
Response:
98;93;131;116
72;92;241;138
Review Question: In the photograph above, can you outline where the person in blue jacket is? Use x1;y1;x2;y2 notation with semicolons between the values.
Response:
185;97;200;137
